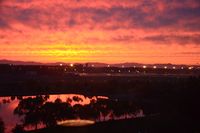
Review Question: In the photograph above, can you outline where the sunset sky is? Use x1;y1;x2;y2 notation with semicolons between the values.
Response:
0;0;200;64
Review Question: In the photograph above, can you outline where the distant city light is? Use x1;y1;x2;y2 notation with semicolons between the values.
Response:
153;66;157;69
128;70;131;72
97;96;109;99
164;66;167;69
70;63;74;67
143;65;147;69
172;66;176;69
136;70;140;73
91;64;94;67
60;63;63;66
181;67;184;69
107;65;110;67
188;66;193;70
118;70;121;73
122;65;125;68
133;66;136;68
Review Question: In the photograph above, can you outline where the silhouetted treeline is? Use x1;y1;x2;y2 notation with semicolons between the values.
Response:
13;95;141;132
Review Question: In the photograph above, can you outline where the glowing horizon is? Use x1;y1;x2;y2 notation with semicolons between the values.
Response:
0;0;200;65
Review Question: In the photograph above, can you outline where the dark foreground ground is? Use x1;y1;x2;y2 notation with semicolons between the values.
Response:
30;115;199;133
0;66;200;133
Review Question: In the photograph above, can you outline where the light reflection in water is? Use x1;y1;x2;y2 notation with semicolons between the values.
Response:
0;94;102;133
0;94;143;133
57;119;95;127
0;98;20;133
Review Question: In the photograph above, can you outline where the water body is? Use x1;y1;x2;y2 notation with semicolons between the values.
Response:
0;94;143;133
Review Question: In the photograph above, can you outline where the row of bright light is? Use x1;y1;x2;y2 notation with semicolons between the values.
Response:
105;65;194;70
60;63;195;70
60;63;74;67
117;65;194;70
142;65;194;70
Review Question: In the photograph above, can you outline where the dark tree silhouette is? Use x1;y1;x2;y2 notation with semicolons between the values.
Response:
12;124;25;133
14;96;46;130
13;96;76;129
12;94;141;132
72;98;139;121
78;103;100;120
66;98;73;104
72;96;83;102
112;100;138;118
0;118;4;133
11;96;16;101
40;98;74;127
93;99;112;120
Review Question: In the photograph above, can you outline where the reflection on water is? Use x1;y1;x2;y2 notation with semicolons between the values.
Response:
57;119;95;127
0;94;144;133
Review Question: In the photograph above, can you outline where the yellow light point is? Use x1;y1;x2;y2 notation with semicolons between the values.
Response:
172;66;176;69
153;66;157;69
164;66;167;69
91;64;94;67
143;65;147;69
122;65;125;68
60;63;63;66
70;63;74;67
107;65;110;67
